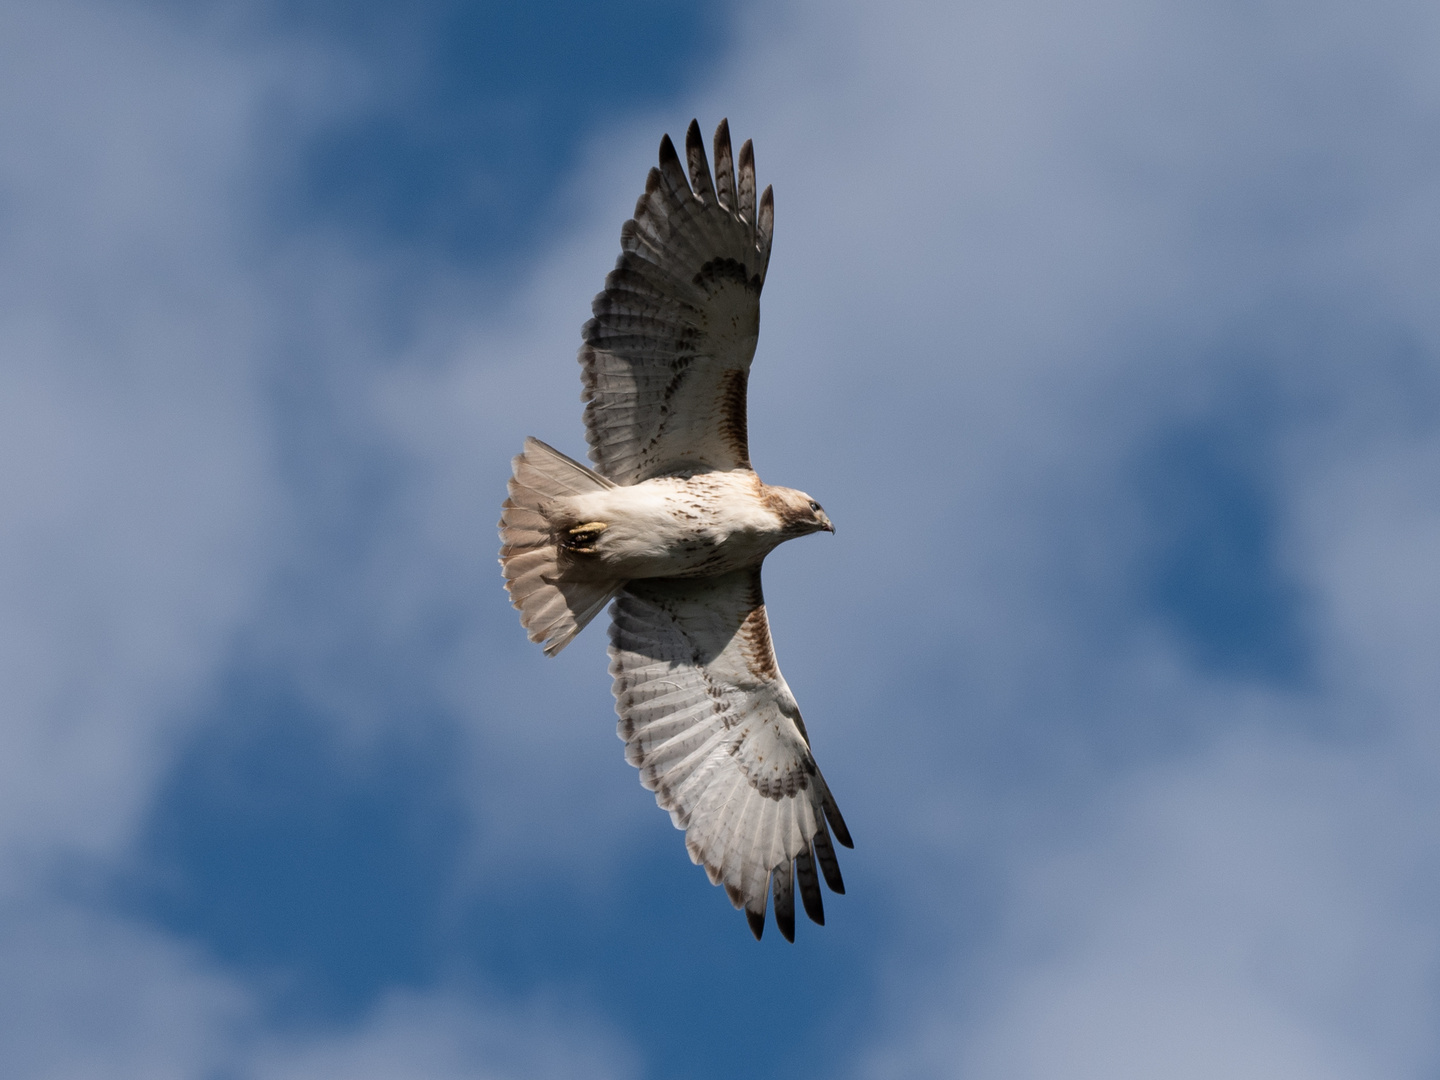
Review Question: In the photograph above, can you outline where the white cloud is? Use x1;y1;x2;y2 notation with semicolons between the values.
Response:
0;1;642;1075
252;989;636;1080
0;901;636;1080
0;902;250;1080
867;727;1440;1079
0;0;287;879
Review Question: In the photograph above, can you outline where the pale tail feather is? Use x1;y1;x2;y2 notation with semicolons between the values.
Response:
500;437;621;656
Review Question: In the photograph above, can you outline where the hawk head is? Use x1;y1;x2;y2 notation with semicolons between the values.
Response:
764;485;835;537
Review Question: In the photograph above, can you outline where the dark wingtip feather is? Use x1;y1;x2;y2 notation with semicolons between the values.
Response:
737;139;757;223
774;865;796;943
758;184;774;253
657;132;692;197
823;791;853;849
795;843;825;926
813;819;846;894
713;119;737;210
746;908;765;940
684;118;715;199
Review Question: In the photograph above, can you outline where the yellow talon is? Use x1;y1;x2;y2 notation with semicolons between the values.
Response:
563;521;609;553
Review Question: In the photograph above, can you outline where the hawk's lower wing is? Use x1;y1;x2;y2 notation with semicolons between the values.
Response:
608;569;850;941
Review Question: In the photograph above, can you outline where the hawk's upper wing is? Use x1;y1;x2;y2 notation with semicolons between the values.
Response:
581;119;774;485
609;569;850;941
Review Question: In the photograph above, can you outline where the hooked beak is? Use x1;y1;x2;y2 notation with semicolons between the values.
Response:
819;512;835;534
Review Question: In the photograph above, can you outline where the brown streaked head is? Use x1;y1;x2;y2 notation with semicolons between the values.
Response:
763;484;835;536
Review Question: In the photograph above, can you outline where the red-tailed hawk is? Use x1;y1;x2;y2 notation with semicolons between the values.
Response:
499;120;851;941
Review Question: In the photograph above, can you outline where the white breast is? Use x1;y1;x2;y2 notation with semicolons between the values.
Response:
561;471;783;579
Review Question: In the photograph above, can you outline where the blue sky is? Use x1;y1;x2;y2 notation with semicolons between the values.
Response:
5;0;1440;1077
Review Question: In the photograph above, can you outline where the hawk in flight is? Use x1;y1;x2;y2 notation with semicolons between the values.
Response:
499;120;851;941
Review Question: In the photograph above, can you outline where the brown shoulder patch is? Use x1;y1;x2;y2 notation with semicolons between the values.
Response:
738;603;779;681
715;367;751;469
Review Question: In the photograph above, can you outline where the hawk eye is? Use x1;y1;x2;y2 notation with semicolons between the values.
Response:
808;500;820;512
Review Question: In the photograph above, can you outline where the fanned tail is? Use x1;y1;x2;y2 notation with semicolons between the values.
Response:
500;437;622;656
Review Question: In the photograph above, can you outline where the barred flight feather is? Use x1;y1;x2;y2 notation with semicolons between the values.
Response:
609;569;847;939
581;122;771;485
